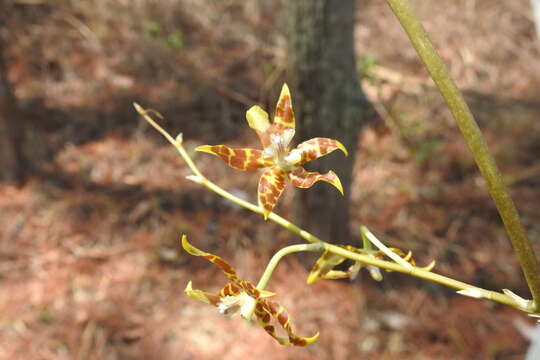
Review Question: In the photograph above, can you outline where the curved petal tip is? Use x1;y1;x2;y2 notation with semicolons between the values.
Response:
297;332;320;346
328;171;344;195
335;140;348;157
194;145;214;154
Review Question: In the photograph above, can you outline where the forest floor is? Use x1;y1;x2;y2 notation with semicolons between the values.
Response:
2;0;540;359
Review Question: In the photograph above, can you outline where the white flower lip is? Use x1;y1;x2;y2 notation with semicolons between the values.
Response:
266;130;296;159
217;295;241;315
284;149;302;165
217;292;256;320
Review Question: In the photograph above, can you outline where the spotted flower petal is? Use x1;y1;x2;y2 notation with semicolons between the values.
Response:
185;281;221;306
288;167;344;195
273;84;295;131
307;251;348;285
307;245;366;284
195;145;273;171
258;167;288;219
182;235;239;281
255;298;320;346
290;138;348;165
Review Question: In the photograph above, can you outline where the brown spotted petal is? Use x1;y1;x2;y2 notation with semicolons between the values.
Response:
181;235;239;282
258;167;288;219
255;298;319;346
307;245;370;284
184;281;221;306
195;145;273;171
307;251;348;284
273;83;295;131
288;167;344;195
219;282;243;298
292;138;348;165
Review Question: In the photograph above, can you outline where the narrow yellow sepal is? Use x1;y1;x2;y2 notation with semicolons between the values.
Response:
403;251;413;262
317;270;350;282
194;145;215;154
422;260;436;272
303;332;320;346
259;289;276;298
306;272;319;285
335;140;348;157
331;172;344;195
279;83;291;103
184;281;212;304
246;105;270;133
306;251;346;284
273;83;295;130
181;234;207;257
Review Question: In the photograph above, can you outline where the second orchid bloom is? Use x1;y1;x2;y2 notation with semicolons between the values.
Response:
196;84;348;219
181;235;319;346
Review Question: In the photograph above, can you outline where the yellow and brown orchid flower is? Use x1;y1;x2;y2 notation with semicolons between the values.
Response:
181;235;319;346
195;84;348;219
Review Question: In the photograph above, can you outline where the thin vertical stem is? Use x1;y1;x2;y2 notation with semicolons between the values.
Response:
385;0;540;310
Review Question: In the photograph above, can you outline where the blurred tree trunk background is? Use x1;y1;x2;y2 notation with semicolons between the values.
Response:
285;0;372;245
0;7;26;183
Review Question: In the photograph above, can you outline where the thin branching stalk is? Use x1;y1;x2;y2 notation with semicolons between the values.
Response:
384;0;540;310
134;103;535;314
323;244;527;310
256;243;324;290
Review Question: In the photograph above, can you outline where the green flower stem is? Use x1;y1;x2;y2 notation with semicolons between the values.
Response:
360;229;374;253
240;243;322;322
134;103;535;314
384;0;540;311
256;243;324;291
323;243;530;311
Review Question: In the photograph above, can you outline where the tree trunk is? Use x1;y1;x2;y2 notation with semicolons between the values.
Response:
0;11;26;183
285;0;372;244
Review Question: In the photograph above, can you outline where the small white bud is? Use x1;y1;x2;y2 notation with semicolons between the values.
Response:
367;265;383;282
186;175;203;184
175;133;183;145
457;288;484;299
503;289;531;309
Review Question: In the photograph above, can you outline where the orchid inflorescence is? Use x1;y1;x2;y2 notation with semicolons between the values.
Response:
138;85;437;346
134;82;532;348
307;245;435;285
196;83;348;219
181;233;430;346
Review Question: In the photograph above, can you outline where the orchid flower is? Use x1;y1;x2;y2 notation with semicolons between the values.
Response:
195;84;348;219
181;235;319;346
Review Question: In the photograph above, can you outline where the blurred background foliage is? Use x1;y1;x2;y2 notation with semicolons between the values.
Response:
1;0;540;359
